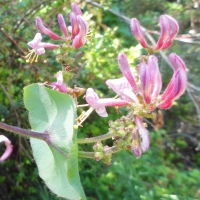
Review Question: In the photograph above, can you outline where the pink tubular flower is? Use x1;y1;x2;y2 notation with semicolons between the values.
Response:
0;135;13;162
118;53;140;93
158;53;187;109
51;71;68;93
139;55;162;104
134;115;150;152
57;14;68;38
36;17;61;40
71;3;82;15
86;88;129;117
72;16;88;49
28;33;59;55
130;15;179;51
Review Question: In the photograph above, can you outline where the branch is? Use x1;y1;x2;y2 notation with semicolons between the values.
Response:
78;131;115;144
78;146;120;158
0;122;49;141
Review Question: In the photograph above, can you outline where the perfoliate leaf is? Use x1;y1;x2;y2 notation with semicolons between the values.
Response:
24;83;86;200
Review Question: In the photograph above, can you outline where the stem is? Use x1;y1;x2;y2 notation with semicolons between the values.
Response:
78;151;94;158
78;131;115;144
0;122;49;141
78;146;120;158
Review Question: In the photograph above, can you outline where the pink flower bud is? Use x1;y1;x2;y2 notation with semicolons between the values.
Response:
70;12;80;39
139;61;151;104
0;135;13;162
134;115;150;152
57;14;68;38
158;53;187;109
130;18;149;48
36;17;61;40
118;53;140;93
155;15;179;50
71;3;82;16
72;16;88;48
148;55;162;98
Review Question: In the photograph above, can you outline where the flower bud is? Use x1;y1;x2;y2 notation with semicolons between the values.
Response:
36;17;61;40
155;15;179;50
118;53;139;93
72;16;88;48
130;18;149;48
57;14;68;38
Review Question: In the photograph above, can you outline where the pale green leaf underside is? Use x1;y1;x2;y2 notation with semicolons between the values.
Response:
24;84;86;200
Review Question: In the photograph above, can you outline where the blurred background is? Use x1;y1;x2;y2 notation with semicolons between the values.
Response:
0;0;200;199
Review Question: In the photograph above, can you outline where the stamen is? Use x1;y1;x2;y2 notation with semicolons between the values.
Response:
76;107;94;126
24;49;39;63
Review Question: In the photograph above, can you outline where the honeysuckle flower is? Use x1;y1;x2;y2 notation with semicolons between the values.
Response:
71;2;82;15
0;135;13;162
139;55;162;104
72;16;88;49
25;33;59;63
36;17;61;40
114;52;187;110
28;33;59;55
51;71;68;93
70;12;80;39
158;53;187;109
57;14;68;38
130;15;179;51
35;3;88;49
118;53;140;93
106;77;139;103
134;115;150;152
86;88;129;117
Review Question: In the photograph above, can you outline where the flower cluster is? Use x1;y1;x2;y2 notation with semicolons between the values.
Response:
25;3;88;63
85;15;187;158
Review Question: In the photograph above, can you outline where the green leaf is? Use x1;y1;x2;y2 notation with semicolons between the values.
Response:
24;83;86;200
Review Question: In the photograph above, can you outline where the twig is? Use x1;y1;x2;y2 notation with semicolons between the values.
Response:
0;122;49;141
78;131;115;144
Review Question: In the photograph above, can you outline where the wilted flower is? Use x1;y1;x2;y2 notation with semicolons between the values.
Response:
51;71;68;93
0;135;13;162
130;15;179;51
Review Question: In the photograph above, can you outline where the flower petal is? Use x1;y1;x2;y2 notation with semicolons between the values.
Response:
72;16;88;48
58;14;68;38
36;17;61;40
155;15;179;50
118;53;140;93
134;115;150;152
130;18;149;48
139;61;151;104
71;3;82;15
0;135;13;162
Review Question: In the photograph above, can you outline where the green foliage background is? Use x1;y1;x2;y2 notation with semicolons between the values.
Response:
0;0;200;199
